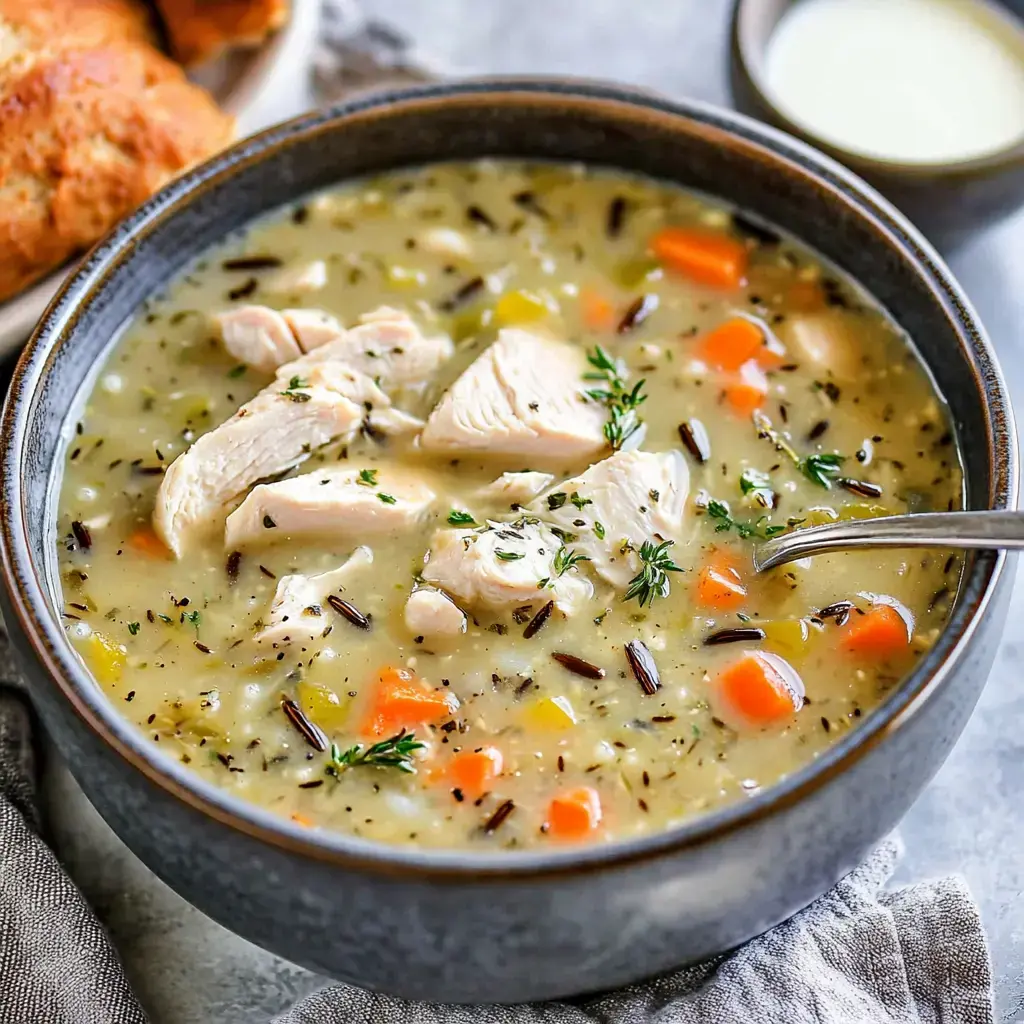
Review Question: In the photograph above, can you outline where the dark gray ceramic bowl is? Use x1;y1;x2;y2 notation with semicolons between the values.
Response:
729;0;1024;250
0;80;1017;1004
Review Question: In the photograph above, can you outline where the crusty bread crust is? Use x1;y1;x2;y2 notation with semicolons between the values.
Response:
154;0;290;67
0;0;235;303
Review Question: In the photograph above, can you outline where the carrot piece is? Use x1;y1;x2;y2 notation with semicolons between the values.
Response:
715;651;804;726
127;526;171;559
290;812;313;827
546;786;603;839
650;227;747;289
697;317;764;371
695;552;746;610
723;360;768;415
361;666;459;737
580;287;618;332
841;604;912;658
448;746;503;798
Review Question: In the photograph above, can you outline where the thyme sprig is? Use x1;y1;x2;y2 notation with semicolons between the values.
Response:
583;346;647;450
703;496;785;540
753;411;846;488
623;539;683;608
326;730;425;775
554;546;590;576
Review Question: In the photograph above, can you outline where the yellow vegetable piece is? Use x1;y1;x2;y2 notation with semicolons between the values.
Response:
385;265;427;290
802;506;839;527
298;680;350;733
612;257;661;289
84;632;127;686
494;289;549;326
839;503;890;521
760;619;811;659
522;695;577;731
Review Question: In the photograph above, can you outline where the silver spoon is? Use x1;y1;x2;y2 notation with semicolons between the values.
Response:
753;510;1024;572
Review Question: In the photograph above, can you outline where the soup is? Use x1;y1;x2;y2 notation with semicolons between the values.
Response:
56;161;962;849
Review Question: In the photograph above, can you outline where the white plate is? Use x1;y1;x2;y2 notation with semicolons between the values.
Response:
0;0;320;359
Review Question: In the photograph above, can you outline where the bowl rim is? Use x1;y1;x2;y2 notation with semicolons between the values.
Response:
730;0;1024;177
1;77;1017;880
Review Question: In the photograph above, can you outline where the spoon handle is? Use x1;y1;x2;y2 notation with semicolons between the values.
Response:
753;510;1024;572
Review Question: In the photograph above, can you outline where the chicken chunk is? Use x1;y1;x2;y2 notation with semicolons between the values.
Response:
404;588;467;638
544;450;692;587
256;546;373;647
217;305;302;374
287;307;454;399
282;309;344;352
478;471;556;505
421;520;591;614
225;466;436;549
154;380;366;556
775;310;862;383
420;328;607;461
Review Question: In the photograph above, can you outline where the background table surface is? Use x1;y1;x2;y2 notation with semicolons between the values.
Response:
38;2;1024;1021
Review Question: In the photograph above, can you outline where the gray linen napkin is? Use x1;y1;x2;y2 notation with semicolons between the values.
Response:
0;4;998;1021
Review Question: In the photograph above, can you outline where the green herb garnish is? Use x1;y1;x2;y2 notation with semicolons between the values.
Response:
593;521;606;540
739;467;775;508
547;492;568;510
704;497;785;540
623;539;683;608
227;365;247;379
447;509;477;526
357;468;378;487
128;621;140;635
554;546;590;576
496;549;524;561
584;345;647;450
327;730;425;775
570;492;592;510
753;411;846;489
377;492;397;505
279;375;311;402
801;453;846;488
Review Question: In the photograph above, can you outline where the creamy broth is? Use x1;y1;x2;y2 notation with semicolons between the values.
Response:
56;161;962;849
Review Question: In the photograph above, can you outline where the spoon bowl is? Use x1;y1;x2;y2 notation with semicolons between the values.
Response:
753;509;1024;572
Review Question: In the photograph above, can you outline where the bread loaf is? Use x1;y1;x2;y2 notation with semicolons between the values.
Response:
154;0;290;67
0;0;235;303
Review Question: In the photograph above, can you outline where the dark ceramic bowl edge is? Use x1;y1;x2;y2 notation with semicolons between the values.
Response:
0;78;1017;881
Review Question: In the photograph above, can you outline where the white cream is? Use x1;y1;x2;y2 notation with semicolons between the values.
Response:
764;0;1024;163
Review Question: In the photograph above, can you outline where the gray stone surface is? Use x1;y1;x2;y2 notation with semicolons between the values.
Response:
40;1;1024;1020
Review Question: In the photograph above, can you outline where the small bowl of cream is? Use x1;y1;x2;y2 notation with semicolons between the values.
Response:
730;0;1024;248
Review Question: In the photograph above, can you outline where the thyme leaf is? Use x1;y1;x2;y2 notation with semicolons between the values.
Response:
447;509;477;526
703;497;786;540
357;468;378;487
554;546;590;576
584;345;647;450
326;730;425;775
279;375;311;402
496;549;524;561
623;539;683;608
377;492;397;505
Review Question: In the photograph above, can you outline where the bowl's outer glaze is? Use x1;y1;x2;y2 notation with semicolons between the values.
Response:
728;0;1024;251
0;81;1016;1003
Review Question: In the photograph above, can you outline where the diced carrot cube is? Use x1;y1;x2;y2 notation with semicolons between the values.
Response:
361;666;459;737
841;604;912;658
650;227;747;289
546;786;603;839
697;317;764;371
715;651;804;726
580;287;618;332
723;360;768;415
448;746;503;798
696;551;746;610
